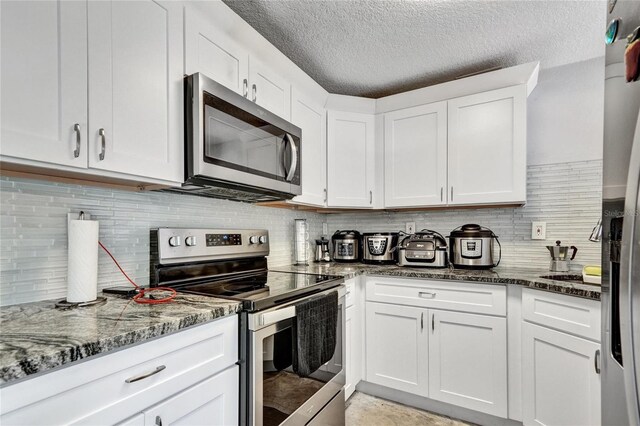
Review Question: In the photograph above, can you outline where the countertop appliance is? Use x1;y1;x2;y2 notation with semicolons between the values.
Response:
172;73;302;202
331;230;361;262
362;232;399;264
602;3;640;425
315;238;331;262
150;228;345;426
397;230;448;268
448;224;501;269
546;240;578;272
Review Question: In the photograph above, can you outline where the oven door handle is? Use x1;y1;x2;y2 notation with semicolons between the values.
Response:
251;285;346;330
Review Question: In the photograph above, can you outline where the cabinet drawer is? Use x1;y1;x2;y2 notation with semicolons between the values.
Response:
366;276;506;316
1;315;238;425
522;288;601;341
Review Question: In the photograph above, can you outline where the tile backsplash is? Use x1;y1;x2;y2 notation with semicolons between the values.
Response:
0;178;321;306
327;160;602;271
0;159;602;306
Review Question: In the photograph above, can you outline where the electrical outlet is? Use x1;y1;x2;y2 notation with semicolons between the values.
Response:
322;222;328;236
532;222;546;240
406;222;415;234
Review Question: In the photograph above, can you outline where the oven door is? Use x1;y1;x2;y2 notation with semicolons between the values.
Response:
245;286;346;426
187;73;301;196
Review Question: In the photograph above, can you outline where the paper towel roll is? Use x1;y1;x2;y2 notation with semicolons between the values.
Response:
67;219;99;303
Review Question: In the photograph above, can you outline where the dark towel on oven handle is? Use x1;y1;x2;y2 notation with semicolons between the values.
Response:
292;290;338;377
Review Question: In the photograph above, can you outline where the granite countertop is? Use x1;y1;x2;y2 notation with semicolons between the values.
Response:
0;293;241;386
273;263;602;301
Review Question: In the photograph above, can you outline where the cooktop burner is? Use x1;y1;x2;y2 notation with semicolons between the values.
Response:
176;270;343;311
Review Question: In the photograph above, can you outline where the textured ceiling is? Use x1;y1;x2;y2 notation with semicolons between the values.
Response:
222;0;606;98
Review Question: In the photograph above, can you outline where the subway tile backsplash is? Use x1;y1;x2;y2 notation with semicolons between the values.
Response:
0;159;601;306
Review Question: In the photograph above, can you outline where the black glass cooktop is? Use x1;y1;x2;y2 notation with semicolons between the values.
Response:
177;270;343;312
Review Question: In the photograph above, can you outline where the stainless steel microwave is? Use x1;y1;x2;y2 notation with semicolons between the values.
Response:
175;73;301;202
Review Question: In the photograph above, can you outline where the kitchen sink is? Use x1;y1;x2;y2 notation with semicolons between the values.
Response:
539;274;586;285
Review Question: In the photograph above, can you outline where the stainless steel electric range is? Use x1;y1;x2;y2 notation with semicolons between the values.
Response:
150;228;346;426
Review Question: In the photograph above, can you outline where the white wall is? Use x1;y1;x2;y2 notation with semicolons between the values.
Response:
527;57;605;165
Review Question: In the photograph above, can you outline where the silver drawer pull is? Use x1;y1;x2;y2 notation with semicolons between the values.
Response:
156;416;163;426
418;291;436;299
98;128;106;161
125;365;166;383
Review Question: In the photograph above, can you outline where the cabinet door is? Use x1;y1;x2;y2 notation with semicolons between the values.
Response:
327;111;375;208
447;85;527;205
384;102;448;207
184;8;249;96
291;89;327;207
0;0;87;168
143;366;238;426
522;322;601;426
87;0;183;183
249;57;291;120
428;310;507;417
365;302;428;396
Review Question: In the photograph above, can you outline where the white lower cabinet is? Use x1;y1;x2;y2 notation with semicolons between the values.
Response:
522;289;601;426
0;316;239;426
344;278;363;400
428;310;507;417
365;302;429;396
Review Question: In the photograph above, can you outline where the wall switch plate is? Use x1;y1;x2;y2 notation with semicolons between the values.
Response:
406;222;416;234
532;222;546;240
322;222;328;236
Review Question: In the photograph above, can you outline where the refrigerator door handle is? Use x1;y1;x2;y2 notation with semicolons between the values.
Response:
620;112;640;425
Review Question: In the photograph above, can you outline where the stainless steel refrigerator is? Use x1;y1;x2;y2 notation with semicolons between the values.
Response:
602;2;640;425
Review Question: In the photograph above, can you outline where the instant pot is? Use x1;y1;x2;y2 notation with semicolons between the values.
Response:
362;232;399;264
448;224;501;269
331;230;361;262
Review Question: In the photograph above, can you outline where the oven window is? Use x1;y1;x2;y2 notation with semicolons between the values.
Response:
202;92;300;184
260;313;342;426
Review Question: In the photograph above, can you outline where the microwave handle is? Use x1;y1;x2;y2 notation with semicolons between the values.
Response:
284;133;298;182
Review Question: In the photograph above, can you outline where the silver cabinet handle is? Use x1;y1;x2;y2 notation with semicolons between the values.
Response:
243;78;248;98
432;313;435;332
125;365;166;383
419;291;436;299
421;312;424;331
98;128;106;161
451;186;454;202
440;187;443;202
323;188;327;203
369;190;373;204
73;123;81;158
284;134;298;182
252;84;257;102
155;416;162;426
595;349;601;374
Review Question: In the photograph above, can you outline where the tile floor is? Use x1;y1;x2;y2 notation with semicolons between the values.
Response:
345;392;471;426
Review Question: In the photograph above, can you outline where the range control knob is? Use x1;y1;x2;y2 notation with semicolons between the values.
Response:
259;235;268;244
185;236;197;247
168;236;181;247
249;235;259;244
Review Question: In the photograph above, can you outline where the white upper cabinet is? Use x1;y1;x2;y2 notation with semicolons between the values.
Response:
384;102;448;207
327;111;376;208
249;57;291;120
184;8;290;121
0;0;88;168
87;0;183;183
184;8;249;96
447;85;527;205
290;89;327;207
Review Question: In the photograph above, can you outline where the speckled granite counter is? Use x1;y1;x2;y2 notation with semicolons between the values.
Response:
0;293;241;385
273;263;602;301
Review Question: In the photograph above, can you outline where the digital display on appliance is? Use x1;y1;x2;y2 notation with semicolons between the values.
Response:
206;233;242;246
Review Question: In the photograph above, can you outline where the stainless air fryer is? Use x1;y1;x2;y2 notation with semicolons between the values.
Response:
397;229;448;268
331;230;361;262
449;224;501;269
